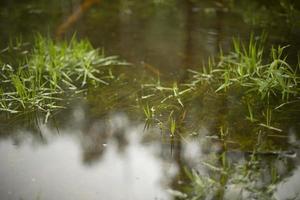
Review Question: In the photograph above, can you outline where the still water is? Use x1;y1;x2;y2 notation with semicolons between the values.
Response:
0;111;174;200
1;0;300;199
0;104;300;200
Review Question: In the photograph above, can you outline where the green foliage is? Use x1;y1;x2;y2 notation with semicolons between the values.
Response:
192;35;300;102
0;35;127;122
139;79;192;136
139;34;300;140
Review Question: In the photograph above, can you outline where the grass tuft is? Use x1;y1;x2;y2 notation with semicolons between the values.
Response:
0;35;127;122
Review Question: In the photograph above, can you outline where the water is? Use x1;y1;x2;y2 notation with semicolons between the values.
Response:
2;0;299;77
0;112;174;200
1;0;300;199
1;104;299;199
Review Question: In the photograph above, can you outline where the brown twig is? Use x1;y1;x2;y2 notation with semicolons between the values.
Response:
56;0;100;39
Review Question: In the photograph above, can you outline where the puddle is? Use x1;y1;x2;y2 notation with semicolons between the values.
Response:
1;0;300;199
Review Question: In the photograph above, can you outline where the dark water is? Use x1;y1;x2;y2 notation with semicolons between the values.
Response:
1;0;300;199
1;0;300;77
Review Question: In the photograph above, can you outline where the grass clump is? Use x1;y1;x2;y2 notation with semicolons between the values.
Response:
0;35;127;122
187;34;300;132
191;35;300;102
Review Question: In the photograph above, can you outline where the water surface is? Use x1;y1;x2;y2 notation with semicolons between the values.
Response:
1;0;300;199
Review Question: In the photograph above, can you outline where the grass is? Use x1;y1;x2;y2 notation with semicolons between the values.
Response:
2;34;296;141
1;34;298;200
153;46;298;197
138;34;300;141
0;35;127;122
192;34;300;102
186;34;300;133
139;78;191;136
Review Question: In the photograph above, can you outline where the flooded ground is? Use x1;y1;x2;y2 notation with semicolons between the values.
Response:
1;0;300;199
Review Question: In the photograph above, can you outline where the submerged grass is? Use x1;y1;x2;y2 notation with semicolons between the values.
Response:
139;78;191;136
0;35;127;122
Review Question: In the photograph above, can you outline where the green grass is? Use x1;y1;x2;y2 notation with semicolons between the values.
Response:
138;34;300;139
139;78;191;136
185;34;300;134
0;35;127;122
192;35;300;102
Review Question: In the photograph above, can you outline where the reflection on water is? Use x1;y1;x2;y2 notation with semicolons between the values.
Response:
0;110;176;200
0;105;299;199
277;166;300;200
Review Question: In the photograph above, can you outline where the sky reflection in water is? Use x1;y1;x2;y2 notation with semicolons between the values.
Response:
0;110;176;200
1;106;299;199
